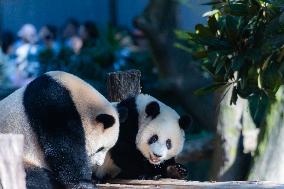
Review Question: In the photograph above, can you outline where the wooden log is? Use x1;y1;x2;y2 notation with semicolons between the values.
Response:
98;180;284;189
107;70;141;102
0;134;26;189
177;135;214;163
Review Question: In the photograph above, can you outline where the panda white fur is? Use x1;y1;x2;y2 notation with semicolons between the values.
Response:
0;71;122;189
94;94;191;180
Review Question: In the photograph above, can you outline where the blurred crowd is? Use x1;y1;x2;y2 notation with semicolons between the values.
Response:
0;19;149;89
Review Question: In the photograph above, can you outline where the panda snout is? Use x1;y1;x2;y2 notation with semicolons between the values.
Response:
153;153;162;158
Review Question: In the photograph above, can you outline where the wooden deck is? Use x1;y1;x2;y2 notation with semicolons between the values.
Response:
98;179;284;189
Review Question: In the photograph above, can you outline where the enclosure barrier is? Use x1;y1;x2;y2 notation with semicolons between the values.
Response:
0;70;284;189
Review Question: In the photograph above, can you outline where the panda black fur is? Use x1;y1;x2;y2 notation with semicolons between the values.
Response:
94;94;191;180
0;71;122;189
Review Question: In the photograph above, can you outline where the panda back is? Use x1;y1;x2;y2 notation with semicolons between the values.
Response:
0;87;46;167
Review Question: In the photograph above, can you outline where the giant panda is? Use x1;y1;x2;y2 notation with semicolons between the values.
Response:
94;94;191;180
0;71;125;189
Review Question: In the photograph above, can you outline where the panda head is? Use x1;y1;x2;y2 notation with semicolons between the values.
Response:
88;104;129;166
135;94;191;165
45;71;127;167
88;113;118;166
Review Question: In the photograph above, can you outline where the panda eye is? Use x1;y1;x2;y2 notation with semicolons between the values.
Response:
166;139;172;149
96;147;104;153
148;134;158;144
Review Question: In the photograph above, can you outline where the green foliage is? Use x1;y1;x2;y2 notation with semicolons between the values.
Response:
38;27;156;95
178;0;284;104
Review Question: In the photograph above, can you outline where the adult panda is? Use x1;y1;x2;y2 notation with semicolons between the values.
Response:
94;94;191;180
0;71;125;189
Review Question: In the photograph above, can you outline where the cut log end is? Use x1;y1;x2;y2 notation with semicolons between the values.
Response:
107;70;141;102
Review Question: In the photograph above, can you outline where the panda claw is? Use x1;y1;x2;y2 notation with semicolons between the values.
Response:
152;174;162;180
166;163;188;179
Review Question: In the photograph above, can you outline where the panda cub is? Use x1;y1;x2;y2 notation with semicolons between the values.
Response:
94;94;191;180
0;71;124;189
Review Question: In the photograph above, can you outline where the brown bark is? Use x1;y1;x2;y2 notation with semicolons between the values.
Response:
107;70;141;102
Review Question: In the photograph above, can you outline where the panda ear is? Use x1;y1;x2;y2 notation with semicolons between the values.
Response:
96;114;115;129
117;106;128;123
145;101;160;119
179;115;192;131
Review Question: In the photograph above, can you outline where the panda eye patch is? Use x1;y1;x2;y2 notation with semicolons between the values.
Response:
96;147;104;153
166;139;172;149
148;134;158;144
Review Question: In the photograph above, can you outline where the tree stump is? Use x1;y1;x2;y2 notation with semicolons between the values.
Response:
0;134;26;189
107;70;141;102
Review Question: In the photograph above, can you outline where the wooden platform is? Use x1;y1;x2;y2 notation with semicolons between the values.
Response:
98;179;284;189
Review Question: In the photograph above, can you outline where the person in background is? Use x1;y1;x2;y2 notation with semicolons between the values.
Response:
79;21;99;48
12;24;40;87
38;25;60;54
1;31;15;56
0;31;15;87
62;18;79;49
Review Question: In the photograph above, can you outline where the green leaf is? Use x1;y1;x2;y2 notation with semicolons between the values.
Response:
215;59;225;74
227;2;249;16
201;1;223;5
191;33;231;50
174;43;193;54
225;15;239;46
202;9;220;17
231;55;244;71
208;16;219;34
192;51;208;58
194;83;226;96
195;24;214;38
175;30;191;40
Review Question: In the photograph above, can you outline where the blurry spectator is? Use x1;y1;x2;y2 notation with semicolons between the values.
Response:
79;21;99;48
132;29;149;51
113;28;133;70
12;24;39;87
39;25;60;54
69;36;83;54
62;18;79;48
0;31;15;87
16;24;38;44
1;31;15;55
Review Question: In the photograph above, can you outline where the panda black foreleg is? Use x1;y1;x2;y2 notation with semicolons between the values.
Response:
23;74;97;188
24;162;63;189
158;158;188;179
41;134;96;188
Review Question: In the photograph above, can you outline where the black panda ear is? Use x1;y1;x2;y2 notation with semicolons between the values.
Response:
145;101;160;119
117;106;128;123
96;114;115;129
179;115;192;131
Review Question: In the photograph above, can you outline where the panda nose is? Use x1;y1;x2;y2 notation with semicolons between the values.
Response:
153;153;162;158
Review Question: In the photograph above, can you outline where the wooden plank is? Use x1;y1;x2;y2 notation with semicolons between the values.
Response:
98;179;284;189
0;134;26;189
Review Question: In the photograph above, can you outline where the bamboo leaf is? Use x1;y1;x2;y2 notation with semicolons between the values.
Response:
194;83;227;96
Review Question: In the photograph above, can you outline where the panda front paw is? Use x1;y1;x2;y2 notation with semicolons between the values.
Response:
166;163;188;179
